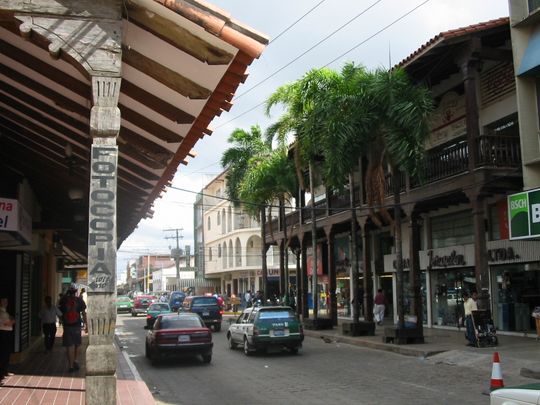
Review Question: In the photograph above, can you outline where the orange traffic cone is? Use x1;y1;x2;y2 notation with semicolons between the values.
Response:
490;352;504;391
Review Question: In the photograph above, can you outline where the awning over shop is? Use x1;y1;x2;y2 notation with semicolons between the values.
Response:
517;28;540;76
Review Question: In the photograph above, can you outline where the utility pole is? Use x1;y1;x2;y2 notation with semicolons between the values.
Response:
164;228;183;291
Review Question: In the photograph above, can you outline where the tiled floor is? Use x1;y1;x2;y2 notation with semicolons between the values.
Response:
0;333;154;404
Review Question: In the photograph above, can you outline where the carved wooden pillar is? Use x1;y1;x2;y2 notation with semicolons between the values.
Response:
86;75;121;405
359;219;373;322
324;225;337;326
466;189;490;310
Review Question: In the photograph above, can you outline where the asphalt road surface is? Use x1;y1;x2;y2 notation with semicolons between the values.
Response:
116;314;492;405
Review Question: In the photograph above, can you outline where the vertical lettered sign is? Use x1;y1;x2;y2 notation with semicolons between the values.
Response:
88;145;118;292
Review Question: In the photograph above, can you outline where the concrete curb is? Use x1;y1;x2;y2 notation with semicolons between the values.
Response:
304;329;447;358
114;333;143;381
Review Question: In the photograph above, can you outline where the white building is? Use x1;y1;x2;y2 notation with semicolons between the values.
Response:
201;170;295;298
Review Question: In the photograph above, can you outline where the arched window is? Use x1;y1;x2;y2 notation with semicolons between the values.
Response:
221;208;226;234
217;211;221;225
218;244;222;258
228;240;233;268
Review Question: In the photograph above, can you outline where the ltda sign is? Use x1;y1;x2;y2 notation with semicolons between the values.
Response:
88;145;118;292
508;188;540;239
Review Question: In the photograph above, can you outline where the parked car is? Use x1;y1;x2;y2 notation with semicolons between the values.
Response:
227;306;304;355
145;303;172;328
145;313;213;365
490;384;540;404
169;291;186;312
181;295;222;331
115;296;133;313
131;294;157;316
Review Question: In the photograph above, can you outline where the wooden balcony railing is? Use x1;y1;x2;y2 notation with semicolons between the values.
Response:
476;135;521;167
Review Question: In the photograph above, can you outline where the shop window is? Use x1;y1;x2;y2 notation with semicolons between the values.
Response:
431;268;476;327
431;210;474;248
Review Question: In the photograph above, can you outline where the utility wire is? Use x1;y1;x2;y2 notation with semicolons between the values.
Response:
269;0;327;45
213;0;430;132
233;0;384;102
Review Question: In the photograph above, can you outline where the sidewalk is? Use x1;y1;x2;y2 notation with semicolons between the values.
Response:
303;318;540;381
0;329;154;405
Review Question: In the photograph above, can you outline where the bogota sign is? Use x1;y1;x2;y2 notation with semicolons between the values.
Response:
508;188;540;239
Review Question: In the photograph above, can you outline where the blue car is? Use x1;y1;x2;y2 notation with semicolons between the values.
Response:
169;291;186;312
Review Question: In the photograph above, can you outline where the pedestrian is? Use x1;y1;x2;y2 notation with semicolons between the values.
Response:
244;290;252;308
0;297;15;385
59;284;87;372
373;289;387;325
463;291;478;346
38;296;62;353
79;288;88;332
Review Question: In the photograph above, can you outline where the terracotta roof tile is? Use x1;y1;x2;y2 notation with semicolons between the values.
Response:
398;17;509;67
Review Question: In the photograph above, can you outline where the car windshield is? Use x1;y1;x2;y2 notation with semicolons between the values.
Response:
191;297;217;306
117;297;130;302
170;293;184;300
160;317;203;329
258;310;296;320
149;304;169;311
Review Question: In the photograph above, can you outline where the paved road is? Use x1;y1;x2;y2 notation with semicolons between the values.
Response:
116;314;494;405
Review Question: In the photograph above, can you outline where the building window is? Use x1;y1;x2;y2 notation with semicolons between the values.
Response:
207;217;211;231
217;212;221;226
431;210;474;248
208;247;212;261
218;244;221;258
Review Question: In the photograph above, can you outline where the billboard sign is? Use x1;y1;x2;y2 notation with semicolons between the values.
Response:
508;189;540;239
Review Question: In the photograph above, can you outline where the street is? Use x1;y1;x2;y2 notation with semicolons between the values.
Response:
116;314;494;405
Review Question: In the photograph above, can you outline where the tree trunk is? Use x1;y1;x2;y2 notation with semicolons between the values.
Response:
393;169;405;329
309;162;318;320
260;207;268;301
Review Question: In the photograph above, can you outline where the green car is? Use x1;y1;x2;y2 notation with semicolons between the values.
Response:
116;296;133;313
227;306;304;355
145;303;172;328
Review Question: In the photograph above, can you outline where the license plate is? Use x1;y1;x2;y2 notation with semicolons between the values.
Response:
202;312;209;316
120;305;127;307
273;329;285;337
178;335;190;342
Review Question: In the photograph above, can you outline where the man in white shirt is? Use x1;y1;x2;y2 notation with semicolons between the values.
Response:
38;296;62;353
463;291;478;346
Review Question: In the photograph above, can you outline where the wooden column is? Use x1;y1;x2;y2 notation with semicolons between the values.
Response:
86;75;121;405
279;240;285;296
324;225;337;326
359;219;374;322
301;235;309;319
405;207;423;332
466;189;490;310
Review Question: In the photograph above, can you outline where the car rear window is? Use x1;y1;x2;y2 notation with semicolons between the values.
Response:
258;310;296;320
117;297;130;302
191;297;218;306
160;317;203;329
149;304;169;311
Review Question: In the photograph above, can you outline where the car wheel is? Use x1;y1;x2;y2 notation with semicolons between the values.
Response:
243;338;252;356
202;353;212;364
149;349;158;366
214;323;221;332
131;311;137;317
227;334;237;350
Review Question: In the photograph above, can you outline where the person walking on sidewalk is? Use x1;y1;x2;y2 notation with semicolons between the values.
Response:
373;289;388;325
463;291;478;346
39;296;62;353
59;284;86;372
0;297;15;385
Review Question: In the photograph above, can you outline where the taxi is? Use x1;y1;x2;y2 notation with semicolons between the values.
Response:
226;306;303;355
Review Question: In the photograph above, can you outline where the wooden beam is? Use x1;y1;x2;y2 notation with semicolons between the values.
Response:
122;45;211;100
0;0;123;20
124;1;234;65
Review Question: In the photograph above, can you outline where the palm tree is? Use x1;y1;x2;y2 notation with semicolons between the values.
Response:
265;68;340;320
221;125;271;299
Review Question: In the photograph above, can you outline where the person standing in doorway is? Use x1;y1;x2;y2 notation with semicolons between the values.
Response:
373;289;388;325
0;297;15;385
39;296;62;353
463;291;478;346
59;284;86;372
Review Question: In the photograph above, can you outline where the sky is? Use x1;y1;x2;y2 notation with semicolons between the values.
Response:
116;0;510;282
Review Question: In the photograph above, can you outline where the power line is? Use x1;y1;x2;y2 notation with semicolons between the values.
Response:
213;0;429;132
233;0;384;102
269;0;327;45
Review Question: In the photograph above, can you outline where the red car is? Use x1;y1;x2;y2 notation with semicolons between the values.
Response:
131;294;156;316
145;313;213;365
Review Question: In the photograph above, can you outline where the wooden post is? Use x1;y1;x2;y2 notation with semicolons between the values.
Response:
325;225;337;326
86;75;121;405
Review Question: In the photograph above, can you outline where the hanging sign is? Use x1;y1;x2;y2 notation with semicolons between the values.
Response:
508;188;540;239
